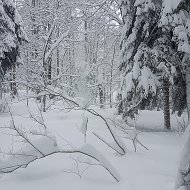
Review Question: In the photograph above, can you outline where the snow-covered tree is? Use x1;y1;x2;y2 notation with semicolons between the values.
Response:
0;0;26;74
171;0;190;122
172;65;186;117
159;0;190;126
0;0;26;105
153;12;178;129
119;0;186;130
119;0;160;119
161;0;190;189
75;0;121;106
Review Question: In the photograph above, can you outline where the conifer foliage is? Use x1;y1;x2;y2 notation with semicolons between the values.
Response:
0;0;26;75
119;0;160;118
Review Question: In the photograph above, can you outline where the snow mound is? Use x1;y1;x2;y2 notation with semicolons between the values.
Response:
80;144;121;182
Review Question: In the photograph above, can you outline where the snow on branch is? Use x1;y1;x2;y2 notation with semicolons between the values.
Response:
7;83;127;156
0;113;120;182
80;144;121;182
93;132;126;155
87;109;127;155
19;84;127;155
44;30;70;62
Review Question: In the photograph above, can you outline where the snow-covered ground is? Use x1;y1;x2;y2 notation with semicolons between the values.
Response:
0;100;185;190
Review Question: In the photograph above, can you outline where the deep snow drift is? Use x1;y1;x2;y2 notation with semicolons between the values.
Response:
0;100;185;190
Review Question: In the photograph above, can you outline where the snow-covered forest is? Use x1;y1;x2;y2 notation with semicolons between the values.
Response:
0;0;190;189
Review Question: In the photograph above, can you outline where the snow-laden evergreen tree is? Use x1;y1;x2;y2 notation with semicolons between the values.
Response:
0;0;26;75
161;0;190;189
173;0;190;122
119;0;160;119
0;0;26;106
159;0;190;189
120;0;182;130
172;65;186;117
153;13;178;130
160;0;190;122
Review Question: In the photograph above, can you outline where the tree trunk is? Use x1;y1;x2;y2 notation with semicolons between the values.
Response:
0;75;3;112
47;57;52;82
0;75;2;100
163;78;171;130
186;65;190;123
56;26;60;76
42;95;46;112
99;84;104;108
10;64;17;98
109;40;117;108
26;48;29;106
84;19;88;63
57;46;59;76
